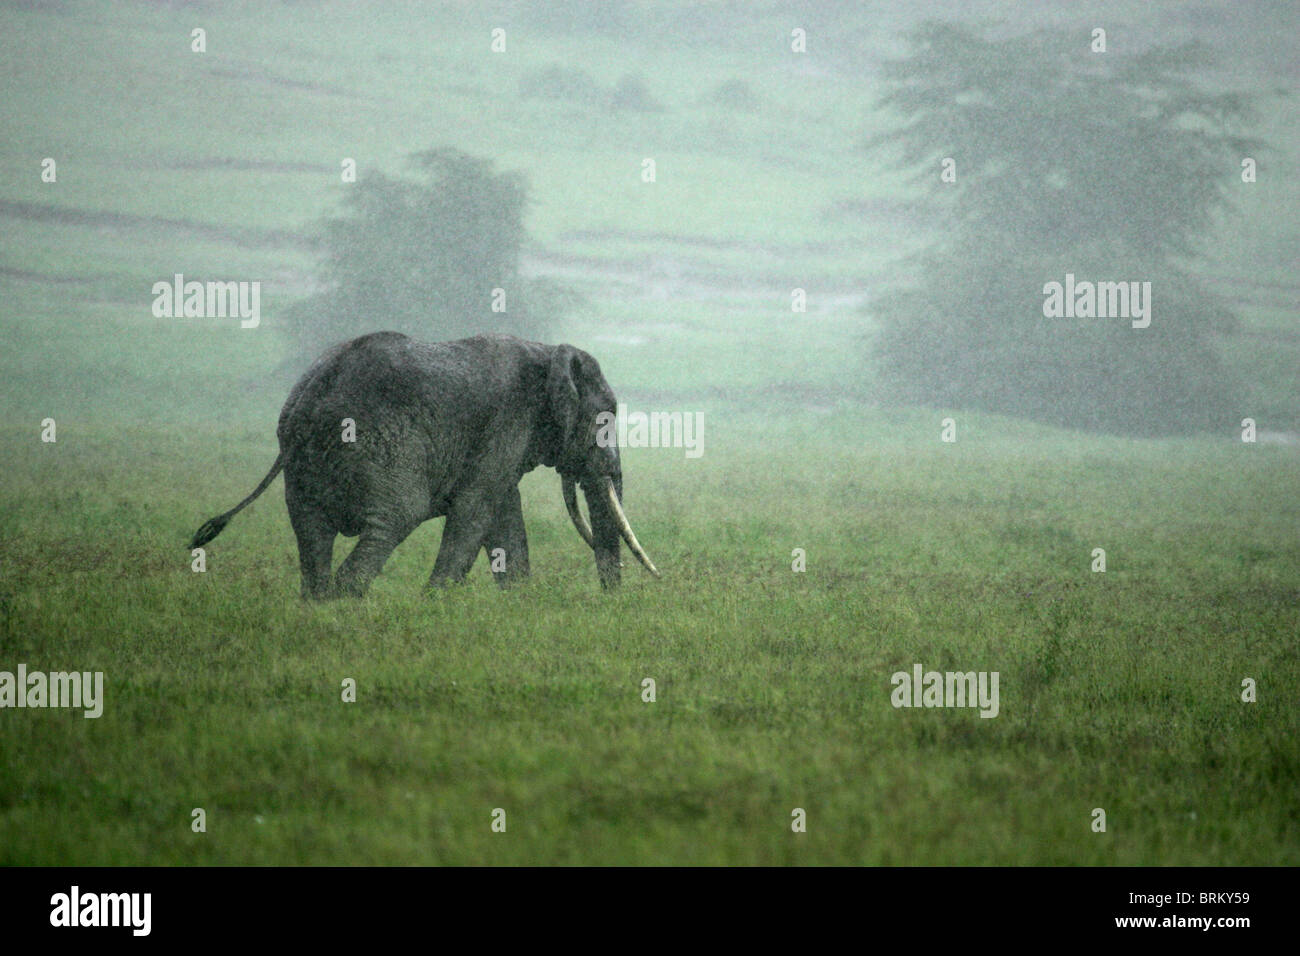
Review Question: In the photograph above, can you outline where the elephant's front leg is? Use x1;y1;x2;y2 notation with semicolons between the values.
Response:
482;485;530;588
427;486;508;588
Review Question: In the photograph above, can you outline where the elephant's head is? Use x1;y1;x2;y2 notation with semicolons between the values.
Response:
546;344;659;589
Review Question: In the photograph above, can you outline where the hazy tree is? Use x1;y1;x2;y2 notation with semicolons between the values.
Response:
865;24;1262;435
284;148;573;360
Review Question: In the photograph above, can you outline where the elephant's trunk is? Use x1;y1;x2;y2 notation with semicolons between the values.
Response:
567;475;660;587
584;477;622;590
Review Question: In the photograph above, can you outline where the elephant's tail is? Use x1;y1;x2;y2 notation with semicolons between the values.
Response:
188;450;287;549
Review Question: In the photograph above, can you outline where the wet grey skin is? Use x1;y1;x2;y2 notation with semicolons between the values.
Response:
189;331;659;598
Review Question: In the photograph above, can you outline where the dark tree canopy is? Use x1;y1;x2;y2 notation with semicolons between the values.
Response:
866;24;1262;435
285;148;573;360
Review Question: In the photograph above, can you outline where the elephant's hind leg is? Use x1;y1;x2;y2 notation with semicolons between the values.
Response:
482;485;530;588
335;515;419;598
288;501;337;601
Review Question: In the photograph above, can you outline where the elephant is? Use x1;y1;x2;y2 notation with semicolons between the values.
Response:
189;331;659;597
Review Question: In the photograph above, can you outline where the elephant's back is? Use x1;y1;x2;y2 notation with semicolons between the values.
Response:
278;332;418;436
275;332;475;528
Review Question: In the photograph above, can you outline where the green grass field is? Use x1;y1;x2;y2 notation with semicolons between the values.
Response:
1;0;1297;865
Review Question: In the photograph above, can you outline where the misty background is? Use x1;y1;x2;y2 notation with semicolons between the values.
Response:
1;0;1295;445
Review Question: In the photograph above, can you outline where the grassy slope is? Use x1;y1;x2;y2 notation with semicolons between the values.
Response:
1;419;1296;865
0;0;1297;864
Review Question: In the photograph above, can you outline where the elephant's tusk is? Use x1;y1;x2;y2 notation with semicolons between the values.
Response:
562;476;595;549
603;478;660;578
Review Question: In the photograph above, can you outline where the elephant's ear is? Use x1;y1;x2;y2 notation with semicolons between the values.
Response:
547;345;584;464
